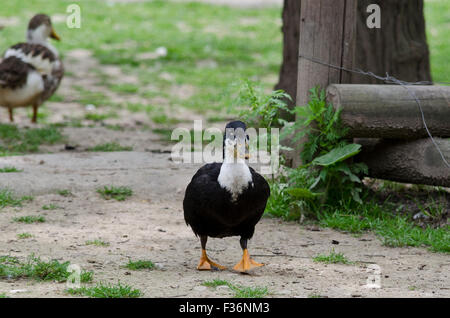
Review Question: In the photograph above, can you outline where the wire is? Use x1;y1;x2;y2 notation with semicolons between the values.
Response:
298;54;450;169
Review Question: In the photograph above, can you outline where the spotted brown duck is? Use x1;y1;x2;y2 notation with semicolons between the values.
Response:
0;14;63;123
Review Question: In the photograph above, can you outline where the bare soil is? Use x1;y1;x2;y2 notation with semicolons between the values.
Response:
0;149;449;298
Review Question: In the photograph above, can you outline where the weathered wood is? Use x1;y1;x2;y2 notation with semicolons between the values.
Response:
294;0;357;166
327;84;450;138
357;138;450;187
353;0;431;84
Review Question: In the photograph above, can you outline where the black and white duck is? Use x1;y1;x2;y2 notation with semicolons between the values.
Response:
183;121;270;272
0;14;63;123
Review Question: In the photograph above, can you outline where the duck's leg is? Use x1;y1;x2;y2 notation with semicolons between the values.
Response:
233;237;264;272
8;108;14;122
31;104;38;123
197;235;226;271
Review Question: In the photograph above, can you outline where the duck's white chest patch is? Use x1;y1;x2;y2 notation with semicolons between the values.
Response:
218;163;253;202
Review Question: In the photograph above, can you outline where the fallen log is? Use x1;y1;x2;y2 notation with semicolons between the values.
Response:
356;137;450;187
327;84;450;139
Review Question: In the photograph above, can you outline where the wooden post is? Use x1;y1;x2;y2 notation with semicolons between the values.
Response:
357;138;450;187
327;84;450;139
294;0;357;166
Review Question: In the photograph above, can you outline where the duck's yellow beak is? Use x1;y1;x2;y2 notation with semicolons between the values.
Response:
50;28;61;41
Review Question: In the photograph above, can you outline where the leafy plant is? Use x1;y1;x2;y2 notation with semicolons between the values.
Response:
281;86;368;207
232;79;292;129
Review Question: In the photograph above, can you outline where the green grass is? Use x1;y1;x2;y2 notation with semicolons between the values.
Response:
17;233;33;239
0;166;22;173
85;112;118;122
42;204;60;210
57;189;72;197
88;142;133;152
0;124;64;156
85;239;110;247
317;202;450;254
0;255;93;283
202;279;269;298
109;83;140;94
125;260;156;270
424;0;450;83
313;249;352;264
0;189;32;209
13;215;46;224
67;282;142;298
202;279;231;288
97;186;133;201
0;0;445;126
0;0;282;116
266;179;449;254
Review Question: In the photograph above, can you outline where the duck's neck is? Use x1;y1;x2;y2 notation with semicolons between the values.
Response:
27;27;59;57
218;149;252;202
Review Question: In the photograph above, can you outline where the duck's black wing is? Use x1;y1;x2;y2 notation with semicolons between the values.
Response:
183;163;230;237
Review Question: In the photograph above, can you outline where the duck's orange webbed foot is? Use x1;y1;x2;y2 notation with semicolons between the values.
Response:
233;249;264;272
197;249;226;271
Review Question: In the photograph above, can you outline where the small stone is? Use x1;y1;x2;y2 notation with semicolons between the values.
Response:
10;289;27;294
193;286;207;292
278;290;291;295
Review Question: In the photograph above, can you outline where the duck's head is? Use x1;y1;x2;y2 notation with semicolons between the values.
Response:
223;121;250;161
27;14;60;43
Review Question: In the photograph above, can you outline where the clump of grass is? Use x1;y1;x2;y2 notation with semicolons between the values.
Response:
88;142;132;152
85;112;118;122
202;279;231;288
0;293;9;298
67;282;142;298
13;215;45;224
0;189;32;209
0;255;93;282
17;233;32;239
125;260;155;270
97;186;133;201
313;249;352;264
57;189;72;197
85;239;110;247
318;201;450;254
232;286;269;298
42;204;60;210
0;124;63;156
0;166;22;173
151;114;181;125
202;279;269;298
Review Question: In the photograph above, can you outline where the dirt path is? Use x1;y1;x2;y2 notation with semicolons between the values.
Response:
1;148;449;298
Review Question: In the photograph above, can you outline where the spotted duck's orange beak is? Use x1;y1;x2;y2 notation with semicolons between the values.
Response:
50;28;61;41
